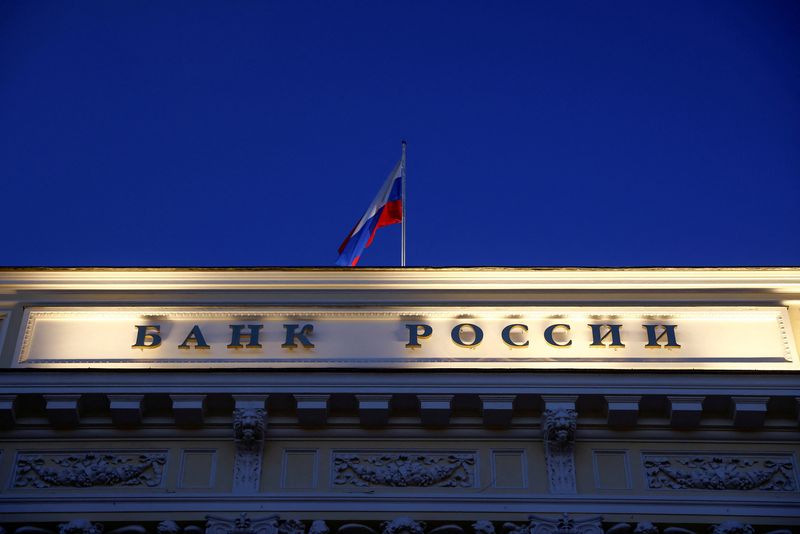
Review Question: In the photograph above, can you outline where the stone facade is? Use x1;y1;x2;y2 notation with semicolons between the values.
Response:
0;268;798;531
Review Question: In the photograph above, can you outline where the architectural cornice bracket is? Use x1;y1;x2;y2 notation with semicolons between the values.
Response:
0;394;17;428
605;395;641;428
170;394;207;427
418;395;454;428
295;394;330;427
668;396;704;429
731;396;769;429
357;394;392;427
480;394;515;428
44;394;81;428
108;394;145;427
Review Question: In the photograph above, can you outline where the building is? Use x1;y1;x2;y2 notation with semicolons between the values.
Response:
0;267;798;534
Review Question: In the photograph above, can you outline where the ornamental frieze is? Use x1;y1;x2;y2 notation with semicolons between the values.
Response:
332;452;476;488
0;516;792;534
13;451;167;489
642;454;796;491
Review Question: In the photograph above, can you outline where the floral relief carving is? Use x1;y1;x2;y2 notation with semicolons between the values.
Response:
14;452;166;488
58;520;104;534
205;513;280;534
504;514;602;534
643;455;796;491
333;452;475;488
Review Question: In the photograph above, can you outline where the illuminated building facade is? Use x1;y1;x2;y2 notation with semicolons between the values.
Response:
0;268;798;533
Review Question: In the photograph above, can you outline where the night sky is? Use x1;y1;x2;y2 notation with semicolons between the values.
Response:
1;1;798;267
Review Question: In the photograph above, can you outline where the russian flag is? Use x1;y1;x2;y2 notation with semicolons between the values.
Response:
336;159;403;266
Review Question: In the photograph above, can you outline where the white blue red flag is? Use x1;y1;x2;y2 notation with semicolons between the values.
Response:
336;159;403;266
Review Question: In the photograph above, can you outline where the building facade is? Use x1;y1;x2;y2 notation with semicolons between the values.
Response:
0;268;798;534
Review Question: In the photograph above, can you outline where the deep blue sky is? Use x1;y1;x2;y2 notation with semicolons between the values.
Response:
1;1;798;267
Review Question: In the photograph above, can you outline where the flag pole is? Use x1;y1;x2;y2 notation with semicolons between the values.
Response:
401;140;407;267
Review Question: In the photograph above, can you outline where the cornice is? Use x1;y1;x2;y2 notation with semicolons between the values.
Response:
0;267;800;292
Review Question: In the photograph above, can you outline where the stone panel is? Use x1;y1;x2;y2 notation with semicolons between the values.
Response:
178;449;217;489
592;450;632;490
491;449;527;489
282;449;319;489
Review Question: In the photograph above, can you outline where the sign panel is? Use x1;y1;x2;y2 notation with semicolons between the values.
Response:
12;306;799;370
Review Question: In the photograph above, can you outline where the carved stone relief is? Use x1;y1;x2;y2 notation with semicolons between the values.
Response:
2;517;793;534
232;408;267;493
333;452;476;488
708;523;755;534
643;454;796;491
206;513;279;534
13;451;166;488
380;519;426;534
504;514;602;534
542;408;577;494
59;521;104;534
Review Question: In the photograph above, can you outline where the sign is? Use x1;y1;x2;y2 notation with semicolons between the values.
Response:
12;306;799;370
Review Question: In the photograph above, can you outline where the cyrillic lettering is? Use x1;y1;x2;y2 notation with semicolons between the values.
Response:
227;324;264;348
451;323;483;347
643;324;680;348
588;324;625;347
544;324;572;347
132;325;161;349
405;324;433;348
178;325;210;349
501;324;528;347
282;324;315;348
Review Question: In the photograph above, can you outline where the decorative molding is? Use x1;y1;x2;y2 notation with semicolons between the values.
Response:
206;514;280;534
472;521;495;534
643;454;796;491
13;451;166;489
709;523;755;534
504;514;602;534
58;520;104;534
542;406;578;494
333;452;476;488
3;267;799;292
308;521;329;534
232;407;267;493
157;521;181;534
0;309;9;355
381;518;425;534
279;520;306;534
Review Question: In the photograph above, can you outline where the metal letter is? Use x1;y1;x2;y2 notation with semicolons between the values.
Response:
132;325;161;349
178;325;210;349
451;323;483;347
588;324;625;347
282;324;315;348
643;324;680;348
544;324;572;347
501;324;528;347
228;324;264;348
405;323;433;348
